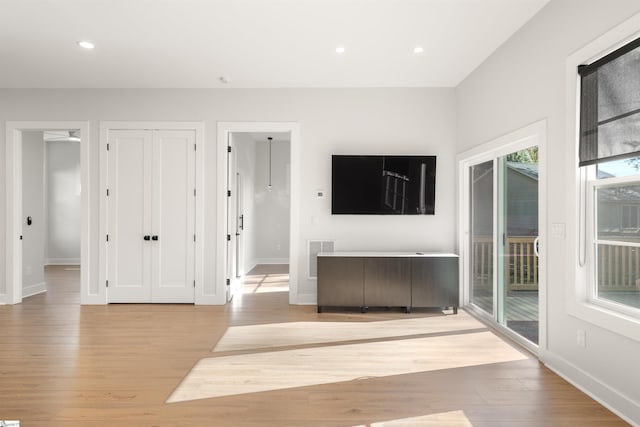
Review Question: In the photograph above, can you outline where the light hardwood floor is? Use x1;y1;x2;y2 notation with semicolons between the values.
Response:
0;266;628;426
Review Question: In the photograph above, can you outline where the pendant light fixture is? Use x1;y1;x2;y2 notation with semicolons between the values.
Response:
267;137;273;191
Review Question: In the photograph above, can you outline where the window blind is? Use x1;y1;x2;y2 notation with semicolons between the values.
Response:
579;36;640;167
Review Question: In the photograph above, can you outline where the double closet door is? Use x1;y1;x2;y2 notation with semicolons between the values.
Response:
107;129;195;303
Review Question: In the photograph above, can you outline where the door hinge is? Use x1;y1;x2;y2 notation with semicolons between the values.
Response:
106;143;110;151
106;234;109;242
227;234;231;241
194;189;196;197
194;143;197;151
226;278;231;286
106;280;109;288
227;190;231;197
193;280;196;288
106;188;110;196
227;146;232;153
193;234;196;242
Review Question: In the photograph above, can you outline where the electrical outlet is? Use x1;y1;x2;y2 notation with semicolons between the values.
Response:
577;329;586;348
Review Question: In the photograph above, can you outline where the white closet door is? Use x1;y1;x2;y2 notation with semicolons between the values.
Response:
107;130;153;302
151;130;195;303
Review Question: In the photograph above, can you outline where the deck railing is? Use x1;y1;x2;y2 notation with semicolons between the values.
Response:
472;236;493;289
472;236;538;291
506;237;538;291
597;243;640;291
473;238;640;292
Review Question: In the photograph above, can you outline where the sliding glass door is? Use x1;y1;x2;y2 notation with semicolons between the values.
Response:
468;146;540;345
499;147;539;344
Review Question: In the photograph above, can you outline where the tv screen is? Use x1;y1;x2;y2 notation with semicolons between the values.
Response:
332;155;436;215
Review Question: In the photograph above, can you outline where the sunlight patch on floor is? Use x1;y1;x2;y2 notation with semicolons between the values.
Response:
213;312;484;352
352;410;473;427
167;332;527;403
241;273;289;294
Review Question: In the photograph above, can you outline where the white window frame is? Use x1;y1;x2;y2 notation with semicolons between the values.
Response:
588;174;640;319
566;13;640;341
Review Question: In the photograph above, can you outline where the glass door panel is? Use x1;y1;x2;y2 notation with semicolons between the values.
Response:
470;161;494;316
500;147;539;344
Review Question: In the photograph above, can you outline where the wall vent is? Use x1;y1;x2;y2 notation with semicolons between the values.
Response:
308;240;334;279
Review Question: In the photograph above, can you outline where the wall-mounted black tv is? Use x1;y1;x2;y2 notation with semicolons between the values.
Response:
332;155;436;215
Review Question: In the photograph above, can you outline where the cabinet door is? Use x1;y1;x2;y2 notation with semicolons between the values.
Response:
317;257;364;307
151;130;195;303
364;257;411;307
411;257;459;307
107;130;153;302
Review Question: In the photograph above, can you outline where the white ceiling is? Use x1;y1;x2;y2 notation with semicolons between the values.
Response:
0;0;549;89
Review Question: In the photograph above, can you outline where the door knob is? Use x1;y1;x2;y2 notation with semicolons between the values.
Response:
144;235;151;241
152;235;159;241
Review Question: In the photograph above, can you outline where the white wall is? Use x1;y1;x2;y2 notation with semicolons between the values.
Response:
232;132;257;273
46;141;81;264
254;138;290;264
0;88;457;303
456;0;640;423
21;131;46;297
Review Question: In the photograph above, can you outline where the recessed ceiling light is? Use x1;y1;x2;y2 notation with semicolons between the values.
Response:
413;46;424;54
335;46;345;54
77;41;95;50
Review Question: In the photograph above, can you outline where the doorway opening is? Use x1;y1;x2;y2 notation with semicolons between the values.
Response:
23;130;82;301
5;122;89;305
217;122;300;306
227;132;291;300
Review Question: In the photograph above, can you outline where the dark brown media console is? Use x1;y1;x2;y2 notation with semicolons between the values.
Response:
317;252;459;314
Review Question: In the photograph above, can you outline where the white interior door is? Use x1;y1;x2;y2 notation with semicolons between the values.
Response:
235;172;244;279
107;129;195;303
226;134;237;301
107;130;152;302
151;130;195;303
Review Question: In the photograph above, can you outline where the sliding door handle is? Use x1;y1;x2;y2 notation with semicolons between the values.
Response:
152;235;159;241
143;235;151;241
534;236;540;257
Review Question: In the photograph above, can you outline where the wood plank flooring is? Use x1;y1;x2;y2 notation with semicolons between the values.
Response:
0;266;628;426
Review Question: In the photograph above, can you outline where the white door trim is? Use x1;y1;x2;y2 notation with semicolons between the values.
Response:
99;121;206;304
217;122;301;305
457;119;547;353
4;121;90;304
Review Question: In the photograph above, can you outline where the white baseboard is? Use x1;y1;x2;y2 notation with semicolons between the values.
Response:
254;258;289;265
542;351;640;425
46;258;80;265
294;293;317;305
23;282;47;298
243;262;258;276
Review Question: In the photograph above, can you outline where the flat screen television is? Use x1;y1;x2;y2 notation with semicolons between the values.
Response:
332;155;436;215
